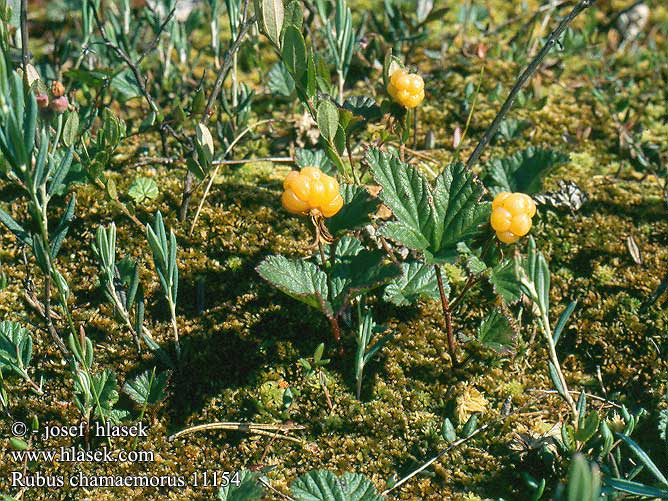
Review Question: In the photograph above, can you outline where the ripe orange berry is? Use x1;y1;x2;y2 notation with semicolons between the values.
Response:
321;194;344;217
509;213;532;236
496;231;520;244
388;68;425;109
490;192;536;244
282;189;309;215
492;191;511;209
490;207;512;232
281;167;344;218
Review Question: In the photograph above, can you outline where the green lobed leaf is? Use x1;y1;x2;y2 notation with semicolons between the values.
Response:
329;237;401;314
218;470;264;501
482;147;569;196
294;148;335;175
477;308;516;354
369;149;489;264
91;369;119;420
257;255;332;316
267;62;295;97
368;148;433;252
0;321;32;376
128;177;160;204
123;368;169;407
326;184;380;236
383;261;441;306
291;470;383;501
430;162;490;263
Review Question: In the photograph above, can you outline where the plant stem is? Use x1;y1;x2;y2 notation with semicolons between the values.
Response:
20;0;28;81
328;316;341;344
412;106;418;149
181;0;254;222
466;0;597;168
132;367;154;449
434;265;457;366
169;301;181;359
539;305;578;427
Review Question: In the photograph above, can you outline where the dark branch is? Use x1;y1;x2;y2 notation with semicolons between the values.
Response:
466;0;597;169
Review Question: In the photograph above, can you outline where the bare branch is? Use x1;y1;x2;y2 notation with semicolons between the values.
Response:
466;0;597;168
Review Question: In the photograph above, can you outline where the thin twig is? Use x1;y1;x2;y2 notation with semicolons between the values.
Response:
527;388;621;409
168;421;306;444
188;119;273;235
90;1;174;115
259;478;295;500
202;0;253;125
180;0;254;222
383;421;493;495
466;0;597;168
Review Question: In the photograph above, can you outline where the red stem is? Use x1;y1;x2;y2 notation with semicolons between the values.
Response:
435;265;457;366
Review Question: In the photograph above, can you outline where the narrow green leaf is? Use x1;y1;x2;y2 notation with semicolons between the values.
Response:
605;478;668;498
483;147;569;196
574;411;599;444
47;147;74;197
50;194;76;259
567;454;600;501
548;361;567;399
617;433;668;486
462;414;478;437
442;417;457;442
553;300;577;345
62;111;80;147
258;0;284;48
317;100;339;143
282;26;307;83
477;308;516;354
0;207;32;246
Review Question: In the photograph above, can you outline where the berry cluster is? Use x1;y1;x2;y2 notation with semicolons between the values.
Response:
387;69;425;109
490;192;537;244
281;167;344;218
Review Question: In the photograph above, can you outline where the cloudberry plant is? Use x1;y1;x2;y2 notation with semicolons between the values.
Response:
281;167;344;218
387;68;425;109
490;192;536;244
